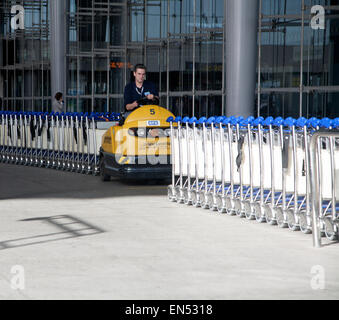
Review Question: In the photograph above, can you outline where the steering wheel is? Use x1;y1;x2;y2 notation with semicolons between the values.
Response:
137;96;159;107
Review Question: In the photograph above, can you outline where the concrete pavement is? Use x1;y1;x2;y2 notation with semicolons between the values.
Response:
0;162;339;299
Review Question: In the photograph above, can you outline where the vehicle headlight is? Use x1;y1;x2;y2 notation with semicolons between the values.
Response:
136;128;146;137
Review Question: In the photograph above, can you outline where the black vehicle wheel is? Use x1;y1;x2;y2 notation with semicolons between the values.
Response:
99;156;110;182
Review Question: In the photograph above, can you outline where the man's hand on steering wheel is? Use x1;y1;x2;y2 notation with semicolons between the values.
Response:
137;96;159;107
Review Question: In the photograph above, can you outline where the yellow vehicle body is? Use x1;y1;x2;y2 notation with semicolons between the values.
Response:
99;104;175;180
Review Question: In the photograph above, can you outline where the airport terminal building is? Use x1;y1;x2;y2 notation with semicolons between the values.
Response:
0;0;338;118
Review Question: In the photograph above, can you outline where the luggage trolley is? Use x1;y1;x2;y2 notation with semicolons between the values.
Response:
190;117;207;208
199;117;216;210
167;116;182;202
315;120;339;241
181;116;196;205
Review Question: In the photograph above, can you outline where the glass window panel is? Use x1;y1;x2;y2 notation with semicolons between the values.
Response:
33;70;42;97
43;98;51;113
16;70;23;97
147;1;161;39
66;98;77;112
79;98;92;113
127;49;144;82
260;20;302;88
110;56;125;94
168;41;193;92
259;91;301;118
131;5;144;41
24;70;33;97
34;99;42;112
24;39;33;62
94;57;108;94
8;70;14;97
79;15;92;52
110;8;124;46
15;39;24;64
7;100;12;111
43;70;50;97
14;100;22;112
7;40;14;65
94;98;107;113
32;39;41;62
156;45;167;93
146;47;160;90
303;7;339;87
42;40;49;61
69;0;77;13
24;99;32;111
79;57;92;95
79;0;92;10
109;97;124;113
94;14;109;49
262;0;301;16
68;57;77;96
304;91;339;118
169;0;195;35
68;14;77;54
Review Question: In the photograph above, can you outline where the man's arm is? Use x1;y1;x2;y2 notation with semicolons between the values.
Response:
125;101;138;110
124;83;138;111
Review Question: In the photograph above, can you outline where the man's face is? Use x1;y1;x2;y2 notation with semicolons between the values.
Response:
134;68;146;85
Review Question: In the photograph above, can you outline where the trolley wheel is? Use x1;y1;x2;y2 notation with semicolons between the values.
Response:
99;158;110;182
184;189;193;206
192;190;200;207
233;199;243;217
276;207;288;228
324;217;338;241
244;201;255;220
208;194;218;212
236;200;245;218
299;211;312;234
175;187;184;204
287;209;300;231
167;185;176;202
174;186;180;199
264;204;277;225
254;203;266;223
182;188;188;203
216;195;226;213
200;192;210;209
225;197;236;216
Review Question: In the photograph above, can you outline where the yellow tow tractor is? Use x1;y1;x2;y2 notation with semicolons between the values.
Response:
99;98;175;181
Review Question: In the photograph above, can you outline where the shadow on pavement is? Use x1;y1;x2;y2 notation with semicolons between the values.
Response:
0;163;170;200
0;214;105;250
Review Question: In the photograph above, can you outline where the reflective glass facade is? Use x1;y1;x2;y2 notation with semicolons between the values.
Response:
0;0;338;118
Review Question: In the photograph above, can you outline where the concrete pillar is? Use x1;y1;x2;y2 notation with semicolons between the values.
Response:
225;0;258;117
50;0;66;100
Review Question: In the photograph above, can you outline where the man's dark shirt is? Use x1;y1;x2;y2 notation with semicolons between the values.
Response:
123;80;159;112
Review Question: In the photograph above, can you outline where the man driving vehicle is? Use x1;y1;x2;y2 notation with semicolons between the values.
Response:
123;64;159;112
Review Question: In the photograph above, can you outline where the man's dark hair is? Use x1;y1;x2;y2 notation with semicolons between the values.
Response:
55;92;63;100
134;64;146;72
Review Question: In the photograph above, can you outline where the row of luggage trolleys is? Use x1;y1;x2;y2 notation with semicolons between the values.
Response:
167;115;339;242
0;111;120;174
